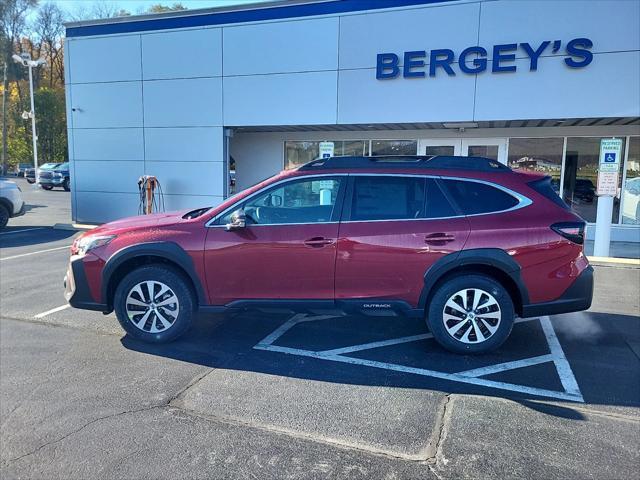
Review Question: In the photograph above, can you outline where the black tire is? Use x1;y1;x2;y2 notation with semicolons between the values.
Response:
26;178;35;184
0;204;9;229
113;265;195;343
426;274;515;354
41;184;53;190
63;178;70;191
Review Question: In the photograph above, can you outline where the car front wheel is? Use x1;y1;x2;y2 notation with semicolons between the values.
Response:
63;178;70;191
114;265;195;343
426;274;515;354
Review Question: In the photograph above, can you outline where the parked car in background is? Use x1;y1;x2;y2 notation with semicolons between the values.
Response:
622;177;640;225
66;155;593;354
26;163;60;184
16;163;32;177
0;179;25;228
39;162;70;191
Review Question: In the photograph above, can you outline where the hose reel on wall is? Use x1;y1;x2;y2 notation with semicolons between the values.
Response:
137;175;165;215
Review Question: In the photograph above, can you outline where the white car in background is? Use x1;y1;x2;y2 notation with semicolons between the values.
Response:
622;177;640;225
0;180;26;228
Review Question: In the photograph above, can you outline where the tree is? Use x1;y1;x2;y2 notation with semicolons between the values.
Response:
33;2;64;88
146;3;188;14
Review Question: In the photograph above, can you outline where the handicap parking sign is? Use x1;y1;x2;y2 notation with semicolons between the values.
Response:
604;153;616;163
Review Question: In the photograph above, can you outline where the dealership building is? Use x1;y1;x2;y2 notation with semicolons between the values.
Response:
64;0;640;243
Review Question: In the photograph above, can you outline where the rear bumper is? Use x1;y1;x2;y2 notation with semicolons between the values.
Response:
521;265;594;318
64;257;109;312
13;201;25;218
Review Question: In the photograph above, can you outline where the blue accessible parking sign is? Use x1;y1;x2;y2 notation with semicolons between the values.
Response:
604;152;617;163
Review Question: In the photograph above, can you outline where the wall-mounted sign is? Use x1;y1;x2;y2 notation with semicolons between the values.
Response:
319;141;335;159
597;138;623;196
376;38;593;80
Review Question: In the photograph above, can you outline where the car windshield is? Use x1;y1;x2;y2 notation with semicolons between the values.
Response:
54;163;69;170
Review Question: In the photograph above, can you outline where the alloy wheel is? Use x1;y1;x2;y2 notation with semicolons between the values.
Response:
125;280;180;333
442;288;501;344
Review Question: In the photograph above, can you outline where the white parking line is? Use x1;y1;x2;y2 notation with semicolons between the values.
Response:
0;245;71;261
0;227;46;235
34;304;70;319
254;314;585;403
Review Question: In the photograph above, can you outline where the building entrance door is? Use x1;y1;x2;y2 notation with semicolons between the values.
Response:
418;138;508;165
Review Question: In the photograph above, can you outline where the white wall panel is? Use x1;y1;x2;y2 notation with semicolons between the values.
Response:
144;127;223;162
163;194;223;212
68;35;141;83
230;133;283;191
224;18;338;75
338;68;475;124
339;3;480;70
480;0;640;57
224;71;337;126
70;82;143;128
145;161;224;196
474;52;640;121
75;192;139;223
74;161;144;193
73;128;144;161
142;28;222;80
143;78;222;127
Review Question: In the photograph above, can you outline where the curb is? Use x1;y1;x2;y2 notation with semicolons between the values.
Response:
52;223;97;232
587;256;640;267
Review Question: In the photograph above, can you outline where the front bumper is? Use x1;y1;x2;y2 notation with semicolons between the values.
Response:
39;177;64;186
64;257;109;312
13;200;26;218
521;265;594;317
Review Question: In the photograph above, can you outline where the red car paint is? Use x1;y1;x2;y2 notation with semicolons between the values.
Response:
68;163;590;314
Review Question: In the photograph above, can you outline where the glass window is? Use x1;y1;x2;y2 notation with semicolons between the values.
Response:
563;137;625;223
467;145;499;160
371;140;418;156
426;179;457;218
229;177;344;225
508;137;563;193
285;141;368;169
425;146;455;156
350;176;425;221
441;179;519;215
622;137;640;225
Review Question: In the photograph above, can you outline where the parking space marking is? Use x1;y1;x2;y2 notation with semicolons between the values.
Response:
34;304;70;319
254;314;585;403
0;227;46;235
1;245;71;261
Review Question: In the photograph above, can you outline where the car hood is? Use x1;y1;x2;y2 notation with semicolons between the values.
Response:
89;210;196;235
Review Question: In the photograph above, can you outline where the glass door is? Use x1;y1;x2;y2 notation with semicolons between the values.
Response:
461;138;508;165
418;139;462;156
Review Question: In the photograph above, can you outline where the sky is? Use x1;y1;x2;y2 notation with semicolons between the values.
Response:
46;0;269;18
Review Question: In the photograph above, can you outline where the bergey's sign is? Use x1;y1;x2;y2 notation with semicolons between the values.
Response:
376;38;593;79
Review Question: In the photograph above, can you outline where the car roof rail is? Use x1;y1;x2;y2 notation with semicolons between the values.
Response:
298;155;511;172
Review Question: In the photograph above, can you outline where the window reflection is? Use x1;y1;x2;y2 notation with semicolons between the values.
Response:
370;140;418;156
563;137;624;223
285;141;368;169
467;145;498;160
507;138;563;192
622;137;640;225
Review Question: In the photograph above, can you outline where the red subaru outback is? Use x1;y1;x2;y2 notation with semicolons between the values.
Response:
65;156;593;354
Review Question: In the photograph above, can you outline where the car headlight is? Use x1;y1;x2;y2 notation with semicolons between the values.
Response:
71;234;116;256
53;173;63;178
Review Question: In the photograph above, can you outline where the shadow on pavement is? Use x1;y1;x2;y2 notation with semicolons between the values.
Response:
0;226;76;248
121;308;640;418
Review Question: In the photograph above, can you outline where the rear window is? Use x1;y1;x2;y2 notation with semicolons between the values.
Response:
350;176;425;221
440;179;519;215
527;176;570;210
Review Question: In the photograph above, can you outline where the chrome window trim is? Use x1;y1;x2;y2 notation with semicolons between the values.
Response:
205;173;347;228
206;172;533;228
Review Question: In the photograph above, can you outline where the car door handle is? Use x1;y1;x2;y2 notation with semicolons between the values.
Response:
304;237;334;247
425;233;456;243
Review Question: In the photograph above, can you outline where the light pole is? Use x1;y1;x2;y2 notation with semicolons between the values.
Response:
12;53;46;188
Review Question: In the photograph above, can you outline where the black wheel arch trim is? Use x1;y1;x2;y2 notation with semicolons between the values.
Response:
101;242;207;308
418;248;530;311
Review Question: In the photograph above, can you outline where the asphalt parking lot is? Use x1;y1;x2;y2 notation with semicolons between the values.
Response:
1;177;639;479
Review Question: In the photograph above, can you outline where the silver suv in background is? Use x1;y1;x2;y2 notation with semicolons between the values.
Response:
0;180;26;228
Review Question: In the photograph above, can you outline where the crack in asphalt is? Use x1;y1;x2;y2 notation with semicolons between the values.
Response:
425;394;453;466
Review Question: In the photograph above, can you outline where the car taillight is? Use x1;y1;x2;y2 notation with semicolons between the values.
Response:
551;222;585;245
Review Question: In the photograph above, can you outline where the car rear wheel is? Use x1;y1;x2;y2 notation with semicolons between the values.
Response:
114;265;195;343
0;204;9;228
63;178;70;191
426;274;514;354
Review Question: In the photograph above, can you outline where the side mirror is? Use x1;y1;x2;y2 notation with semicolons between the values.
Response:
225;209;246;231
271;194;283;207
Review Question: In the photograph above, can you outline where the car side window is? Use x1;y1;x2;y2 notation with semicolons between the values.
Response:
349;176;426;221
220;177;343;225
440;179;519;215
425;179;457;218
